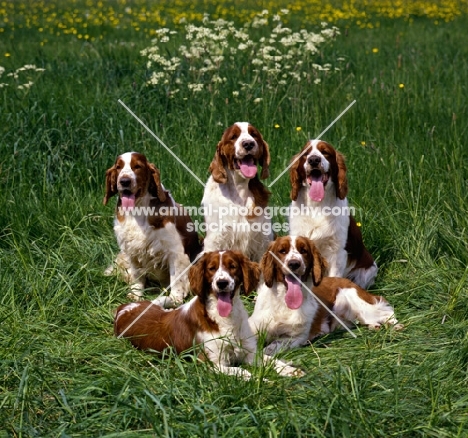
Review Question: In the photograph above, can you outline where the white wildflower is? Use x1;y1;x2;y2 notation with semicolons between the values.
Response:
253;97;262;103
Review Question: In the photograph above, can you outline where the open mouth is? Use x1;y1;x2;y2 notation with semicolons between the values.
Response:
119;189;136;210
235;155;258;178
284;274;303;310
306;169;329;202
217;291;235;317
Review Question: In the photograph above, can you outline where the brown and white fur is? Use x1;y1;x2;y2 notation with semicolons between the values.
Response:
289;139;378;289
104;152;201;307
249;236;401;355
114;250;303;379
201;122;272;262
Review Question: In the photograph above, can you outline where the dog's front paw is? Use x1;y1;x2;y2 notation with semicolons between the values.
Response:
152;296;180;309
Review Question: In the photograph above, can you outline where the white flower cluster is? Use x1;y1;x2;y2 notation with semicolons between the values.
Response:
0;64;45;89
141;10;339;97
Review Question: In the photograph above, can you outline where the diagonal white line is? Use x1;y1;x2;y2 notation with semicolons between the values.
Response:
268;251;357;338
117;252;204;339
118;99;206;187
268;99;356;188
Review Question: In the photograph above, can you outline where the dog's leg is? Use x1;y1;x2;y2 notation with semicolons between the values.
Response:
263;337;308;356
159;252;191;308
262;354;305;377
214;364;253;379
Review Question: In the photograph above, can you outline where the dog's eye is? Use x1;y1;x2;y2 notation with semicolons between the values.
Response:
299;248;307;254
208;266;217;272
115;165;121;170
229;264;237;270
133;164;141;170
279;249;287;254
231;135;238;141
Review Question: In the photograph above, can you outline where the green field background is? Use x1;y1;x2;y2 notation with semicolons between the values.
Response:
1;1;467;436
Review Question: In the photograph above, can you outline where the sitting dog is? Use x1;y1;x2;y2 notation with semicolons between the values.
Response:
289;139;378;289
249;236;402;355
104;152;201;307
201;122;273;262
114;250;303;379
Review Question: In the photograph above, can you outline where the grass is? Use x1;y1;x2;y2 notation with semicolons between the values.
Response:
1;1;468;436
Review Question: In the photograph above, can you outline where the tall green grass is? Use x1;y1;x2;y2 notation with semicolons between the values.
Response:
1;4;467;437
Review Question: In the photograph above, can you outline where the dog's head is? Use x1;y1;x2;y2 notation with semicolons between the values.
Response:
290;140;347;202
103;152;166;208
209;122;271;184
260;236;328;309
189;250;260;317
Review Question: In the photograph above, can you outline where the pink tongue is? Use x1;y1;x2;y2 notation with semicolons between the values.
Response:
239;156;257;178
309;176;324;202
121;194;135;210
284;275;303;309
217;293;233;317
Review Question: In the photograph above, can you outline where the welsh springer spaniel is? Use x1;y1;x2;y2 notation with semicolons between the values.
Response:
201;122;272;262
114;250;303;379
289;139;378;289
249;236;401;355
104;152;201;307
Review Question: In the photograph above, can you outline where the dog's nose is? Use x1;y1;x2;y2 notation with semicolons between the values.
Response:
242;140;255;151
216;280;229;290
287;260;301;272
307;155;322;167
119;177;132;187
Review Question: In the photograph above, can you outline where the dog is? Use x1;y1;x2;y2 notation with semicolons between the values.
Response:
249;236;401;355
201;122;273;262
114;250;303;379
104;152;201;307
289;139;378;289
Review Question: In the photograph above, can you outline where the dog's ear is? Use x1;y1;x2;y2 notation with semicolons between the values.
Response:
260;242;281;288
259;139;271;180
239;254;260;295
103;166;118;205
335;151;348;200
308;240;328;286
147;163;167;202
209;142;228;184
188;255;206;298
289;152;306;201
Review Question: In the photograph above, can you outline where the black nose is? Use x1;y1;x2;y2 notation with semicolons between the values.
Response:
307;155;322;167
119;177;131;187
216;280;229;290
287;260;301;272
242;140;255;151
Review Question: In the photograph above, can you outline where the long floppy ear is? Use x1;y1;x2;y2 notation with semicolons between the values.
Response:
259;140;271;180
208;143;227;184
188;256;206;298
147;163;167;202
260;242;282;288
335;151;348;200
289;153;306;201
103;166;118;205
240;257;260;295
308;240;328;286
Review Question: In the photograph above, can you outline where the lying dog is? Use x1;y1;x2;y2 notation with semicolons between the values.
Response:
249;236;402;355
114;250;303;379
104;152;201;307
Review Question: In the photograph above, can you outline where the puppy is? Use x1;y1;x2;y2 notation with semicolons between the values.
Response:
249;236;401;355
114;250;303;379
104;152;201;307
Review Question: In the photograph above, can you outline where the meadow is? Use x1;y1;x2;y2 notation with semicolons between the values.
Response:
1;0;468;436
